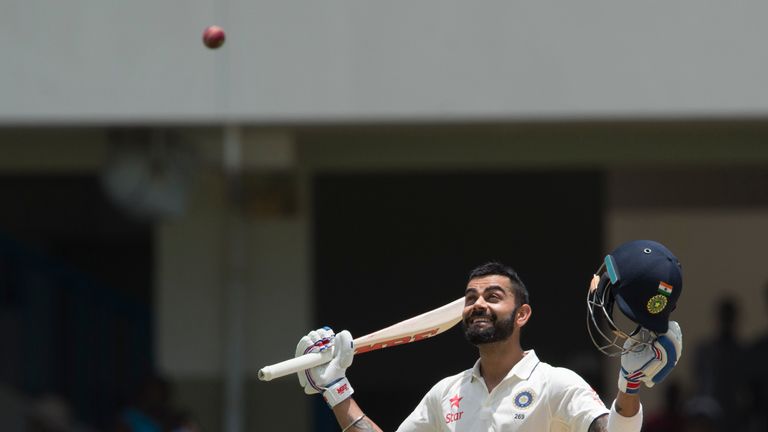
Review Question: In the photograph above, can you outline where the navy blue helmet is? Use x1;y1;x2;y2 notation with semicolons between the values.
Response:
587;240;683;356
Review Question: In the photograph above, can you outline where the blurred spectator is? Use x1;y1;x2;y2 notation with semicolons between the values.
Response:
643;381;685;432
26;393;94;432
170;412;201;432
27;394;72;432
116;375;174;432
683;395;722;432
694;296;748;431
116;375;201;432
744;281;768;432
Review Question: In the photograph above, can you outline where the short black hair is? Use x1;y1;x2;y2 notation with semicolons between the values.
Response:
468;261;530;307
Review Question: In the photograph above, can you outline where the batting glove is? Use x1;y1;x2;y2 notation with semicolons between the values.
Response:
295;327;355;408
618;321;683;394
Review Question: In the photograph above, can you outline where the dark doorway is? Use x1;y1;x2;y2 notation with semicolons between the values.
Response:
313;171;604;431
0;175;154;429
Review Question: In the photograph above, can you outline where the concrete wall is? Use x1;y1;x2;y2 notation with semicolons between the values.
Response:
5;2;768;123
151;131;312;431
156;174;312;430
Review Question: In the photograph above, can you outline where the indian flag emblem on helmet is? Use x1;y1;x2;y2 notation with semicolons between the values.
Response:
657;281;673;297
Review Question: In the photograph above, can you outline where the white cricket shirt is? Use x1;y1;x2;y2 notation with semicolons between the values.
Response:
396;350;609;432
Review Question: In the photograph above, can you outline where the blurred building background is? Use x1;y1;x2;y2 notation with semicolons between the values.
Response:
2;2;768;432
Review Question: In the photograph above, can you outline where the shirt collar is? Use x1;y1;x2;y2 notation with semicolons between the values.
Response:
471;349;540;382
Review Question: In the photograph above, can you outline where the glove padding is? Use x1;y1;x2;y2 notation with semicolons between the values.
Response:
295;327;355;407
618;321;682;394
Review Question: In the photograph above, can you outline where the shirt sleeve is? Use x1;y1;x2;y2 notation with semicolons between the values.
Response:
396;388;440;432
550;368;610;432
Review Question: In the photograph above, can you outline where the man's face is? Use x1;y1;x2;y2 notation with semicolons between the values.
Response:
462;275;518;345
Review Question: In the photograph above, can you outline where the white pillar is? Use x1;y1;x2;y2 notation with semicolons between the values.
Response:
222;125;245;432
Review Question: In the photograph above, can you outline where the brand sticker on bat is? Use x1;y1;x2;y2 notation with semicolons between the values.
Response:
354;328;440;354
257;297;463;382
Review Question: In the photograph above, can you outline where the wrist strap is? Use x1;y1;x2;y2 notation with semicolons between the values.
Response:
607;400;643;431
323;377;354;408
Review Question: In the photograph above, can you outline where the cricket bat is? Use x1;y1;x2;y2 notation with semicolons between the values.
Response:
258;297;465;381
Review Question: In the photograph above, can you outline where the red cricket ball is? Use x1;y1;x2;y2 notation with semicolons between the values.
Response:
202;25;226;49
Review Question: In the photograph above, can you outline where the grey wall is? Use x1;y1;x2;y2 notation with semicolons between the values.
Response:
4;2;768;123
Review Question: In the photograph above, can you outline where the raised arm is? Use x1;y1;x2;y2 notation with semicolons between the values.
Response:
589;321;683;432
588;392;640;432
295;327;384;432
331;398;384;432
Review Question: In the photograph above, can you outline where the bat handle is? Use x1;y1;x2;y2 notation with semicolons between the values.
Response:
258;349;334;382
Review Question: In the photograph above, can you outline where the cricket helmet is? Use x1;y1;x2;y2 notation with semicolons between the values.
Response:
587;240;683;356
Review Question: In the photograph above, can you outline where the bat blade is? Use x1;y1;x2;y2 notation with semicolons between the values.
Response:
352;297;465;354
257;297;464;381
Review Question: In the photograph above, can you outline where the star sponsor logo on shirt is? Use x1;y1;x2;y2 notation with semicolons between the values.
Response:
449;394;463;409
445;394;464;424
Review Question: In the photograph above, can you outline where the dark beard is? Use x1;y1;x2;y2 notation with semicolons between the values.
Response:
462;308;517;345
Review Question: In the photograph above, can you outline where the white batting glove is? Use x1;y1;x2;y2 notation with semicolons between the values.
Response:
295;327;355;408
618;321;682;394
